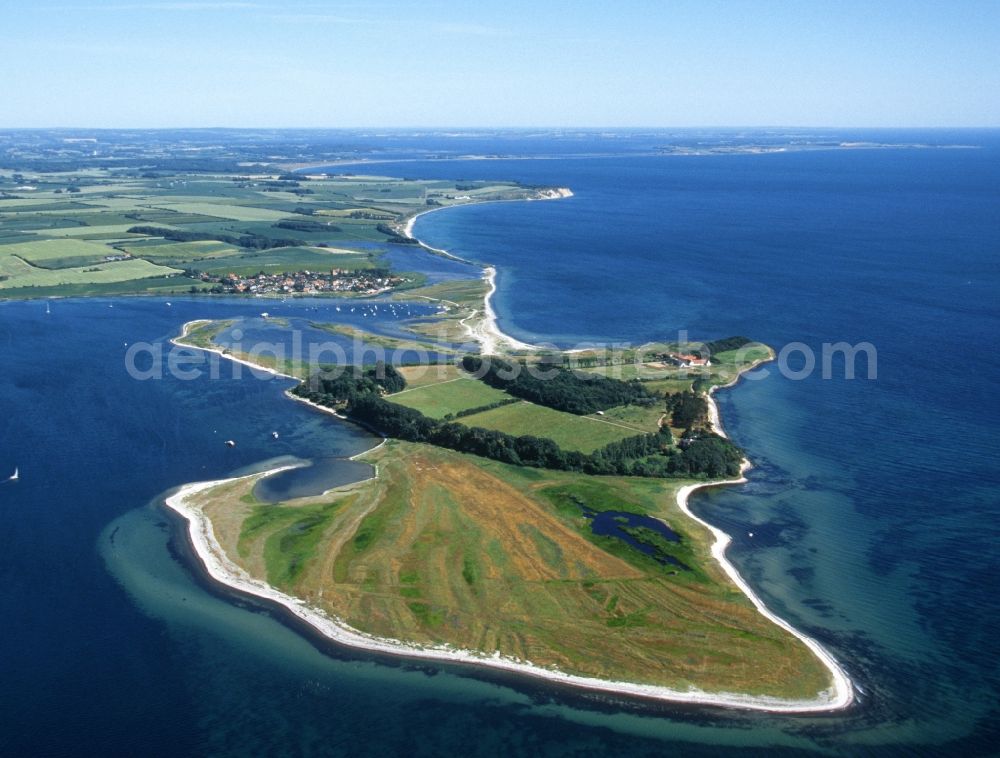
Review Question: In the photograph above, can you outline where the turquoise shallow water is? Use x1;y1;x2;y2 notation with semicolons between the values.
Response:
1;132;999;754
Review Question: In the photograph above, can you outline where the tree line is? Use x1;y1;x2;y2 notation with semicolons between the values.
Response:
274;219;342;233
665;391;709;430
126;225;305;250
293;363;743;479
704;336;753;355
461;355;656;415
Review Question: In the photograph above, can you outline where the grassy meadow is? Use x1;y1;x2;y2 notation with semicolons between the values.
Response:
194;440;833;700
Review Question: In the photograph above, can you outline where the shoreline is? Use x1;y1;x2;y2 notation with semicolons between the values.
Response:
165;463;851;713
401;192;575;354
162;211;853;712
673;471;853;711
464;266;540;354
706;351;775;437
164;335;854;712
171;320;298;381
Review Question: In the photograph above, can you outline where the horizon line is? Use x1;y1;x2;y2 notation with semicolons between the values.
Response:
2;124;999;132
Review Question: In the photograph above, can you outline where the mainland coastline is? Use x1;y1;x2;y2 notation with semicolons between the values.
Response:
164;191;854;713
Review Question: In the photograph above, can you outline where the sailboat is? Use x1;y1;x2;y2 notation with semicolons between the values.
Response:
9;467;18;482
45;302;51;315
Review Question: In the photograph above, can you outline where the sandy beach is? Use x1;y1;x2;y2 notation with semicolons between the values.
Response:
165;335;853;712
166;462;851;712
163;208;853;713
401;187;573;242
461;266;540;354
172;320;298;380
673;472;853;711
403;193;579;354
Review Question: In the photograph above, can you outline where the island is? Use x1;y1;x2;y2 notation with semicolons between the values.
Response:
168;296;853;712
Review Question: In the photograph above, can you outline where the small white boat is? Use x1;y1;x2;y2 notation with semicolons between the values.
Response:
166;302;172;307
9;467;18;482
271;431;279;439
45;302;51;315
225;440;236;447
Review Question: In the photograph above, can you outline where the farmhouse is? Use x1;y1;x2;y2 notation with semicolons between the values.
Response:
664;352;711;368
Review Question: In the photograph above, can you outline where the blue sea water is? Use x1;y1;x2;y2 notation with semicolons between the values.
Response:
1;132;999;755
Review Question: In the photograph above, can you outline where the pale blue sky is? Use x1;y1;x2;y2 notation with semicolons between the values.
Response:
3;0;999;127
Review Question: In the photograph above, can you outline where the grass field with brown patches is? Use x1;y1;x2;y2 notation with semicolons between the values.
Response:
193;440;832;699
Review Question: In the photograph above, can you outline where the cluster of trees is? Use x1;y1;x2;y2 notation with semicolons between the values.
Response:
446;397;520;420
704;336;753;355
665;391;709;430
301;362;406;404
338;391;671;476
376;223;419;244
671;434;744;477
274;219;342;233
461;356;656;415
292;370;744;479
126;225;305;250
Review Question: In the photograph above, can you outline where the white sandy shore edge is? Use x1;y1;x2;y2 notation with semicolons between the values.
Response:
465;266;539;354
683;355;853;711
172;321;299;380
166;278;852;711
706;352;774;437
402;190;574;355
401;187;573;241
166;463;850;713
674;473;853;712
165;340;853;711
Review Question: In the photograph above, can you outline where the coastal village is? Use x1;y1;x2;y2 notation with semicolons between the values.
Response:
191;268;408;296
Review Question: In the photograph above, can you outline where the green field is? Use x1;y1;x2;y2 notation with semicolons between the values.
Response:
0;168;550;298
118;240;240;261
0;253;181;290
388;375;511;419
1;238;115;267
148;201;294;221
458;400;641;453
599;403;665;433
395;363;465;389
192;440;833;700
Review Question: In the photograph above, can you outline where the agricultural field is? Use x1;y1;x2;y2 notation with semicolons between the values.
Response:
598;403;666;433
395;362;465;389
0;251;181;291
0;166;550;298
382;359;657;451
194;440;833;699
457;400;643;453
1;238;123;268
387;374;511;419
